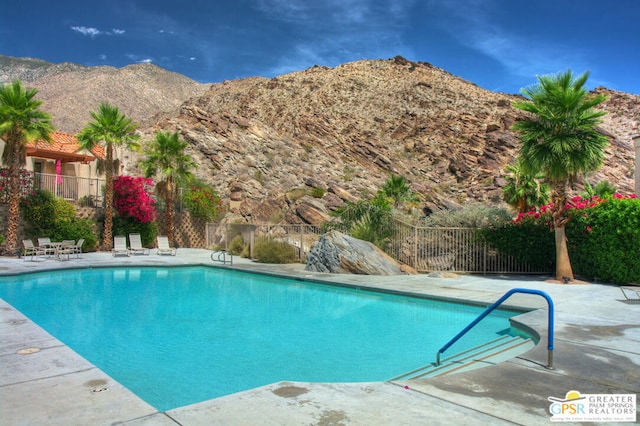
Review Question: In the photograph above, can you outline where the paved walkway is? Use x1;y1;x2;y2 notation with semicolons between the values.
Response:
0;249;638;425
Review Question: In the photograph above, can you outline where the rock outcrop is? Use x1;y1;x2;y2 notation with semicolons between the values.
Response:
305;231;414;275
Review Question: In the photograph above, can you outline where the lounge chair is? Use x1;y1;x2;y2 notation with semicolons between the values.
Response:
112;235;130;257
156;235;176;256
620;286;640;302
22;239;46;261
37;237;57;257
129;233;150;255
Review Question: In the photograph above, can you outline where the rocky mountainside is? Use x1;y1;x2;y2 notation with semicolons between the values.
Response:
144;56;638;224
0;55;208;132
2;55;638;225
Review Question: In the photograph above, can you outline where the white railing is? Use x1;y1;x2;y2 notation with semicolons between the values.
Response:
33;173;105;207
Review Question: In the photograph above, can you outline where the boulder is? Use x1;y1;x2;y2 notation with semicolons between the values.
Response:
305;230;414;275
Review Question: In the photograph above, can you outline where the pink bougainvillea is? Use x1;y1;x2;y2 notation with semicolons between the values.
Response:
113;176;156;223
514;193;637;224
0;168;35;203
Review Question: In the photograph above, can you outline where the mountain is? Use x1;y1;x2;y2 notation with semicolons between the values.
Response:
2;55;638;224
0;55;209;133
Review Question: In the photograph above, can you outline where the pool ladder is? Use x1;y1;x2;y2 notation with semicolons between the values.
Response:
211;250;233;265
437;288;555;369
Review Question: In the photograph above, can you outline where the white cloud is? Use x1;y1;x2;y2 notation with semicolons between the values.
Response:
71;26;125;37
126;54;154;64
71;26;102;37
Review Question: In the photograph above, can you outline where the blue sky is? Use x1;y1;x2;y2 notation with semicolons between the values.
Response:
1;0;638;94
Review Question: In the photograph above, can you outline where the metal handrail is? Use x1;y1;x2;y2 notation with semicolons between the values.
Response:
436;288;555;369
211;250;233;265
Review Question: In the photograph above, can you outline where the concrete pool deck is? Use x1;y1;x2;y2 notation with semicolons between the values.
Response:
0;249;638;425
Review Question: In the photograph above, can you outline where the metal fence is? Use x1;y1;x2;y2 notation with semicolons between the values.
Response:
206;222;324;260
387;220;548;274
206;220;549;274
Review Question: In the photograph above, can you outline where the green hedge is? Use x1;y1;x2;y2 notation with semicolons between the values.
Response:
481;196;640;284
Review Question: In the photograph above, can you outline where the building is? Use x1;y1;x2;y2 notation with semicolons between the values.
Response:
1;131;106;205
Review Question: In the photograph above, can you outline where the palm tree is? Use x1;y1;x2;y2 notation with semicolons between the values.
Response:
140;131;195;244
512;70;609;281
77;103;139;250
0;80;54;254
379;174;420;209
502;157;550;213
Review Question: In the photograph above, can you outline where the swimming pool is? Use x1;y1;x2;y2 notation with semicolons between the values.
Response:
0;266;526;411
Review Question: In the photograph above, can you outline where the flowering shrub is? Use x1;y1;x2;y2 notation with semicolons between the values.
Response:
482;193;640;284
182;183;222;222
113;176;156;224
0;168;35;203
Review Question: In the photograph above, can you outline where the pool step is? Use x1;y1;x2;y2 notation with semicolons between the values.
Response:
391;334;535;380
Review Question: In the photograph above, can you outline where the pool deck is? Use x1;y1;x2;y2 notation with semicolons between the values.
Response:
1;249;638;425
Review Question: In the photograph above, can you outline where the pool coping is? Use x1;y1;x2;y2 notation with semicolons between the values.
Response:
1;249;639;425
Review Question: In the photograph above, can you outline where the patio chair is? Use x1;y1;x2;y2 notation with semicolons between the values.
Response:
620;286;640;302
112;235;130;257
57;240;76;261
37;237;57;257
72;238;85;258
22;239;46;261
129;233;150;255
156;235;176;256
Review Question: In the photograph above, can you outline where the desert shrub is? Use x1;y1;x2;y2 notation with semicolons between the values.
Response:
310;187;325;198
423;205;512;228
252;237;298;263
228;235;247;255
20;189;98;250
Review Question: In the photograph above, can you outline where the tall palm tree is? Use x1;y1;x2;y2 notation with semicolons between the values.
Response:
140;131;195;244
512;70;609;281
0;80;54;254
77;103;139;250
502;157;550;213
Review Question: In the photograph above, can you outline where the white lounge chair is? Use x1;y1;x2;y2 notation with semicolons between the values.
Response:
129;233;150;255
22;239;46;261
620;286;640;302
112;236;130;257
156;235;176;256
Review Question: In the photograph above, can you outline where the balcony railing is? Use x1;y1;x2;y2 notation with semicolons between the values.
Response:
33;172;106;207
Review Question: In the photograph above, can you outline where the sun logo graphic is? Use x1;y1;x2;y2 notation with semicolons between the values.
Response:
549;390;636;422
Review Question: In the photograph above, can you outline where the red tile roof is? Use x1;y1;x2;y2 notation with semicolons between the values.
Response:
26;131;105;162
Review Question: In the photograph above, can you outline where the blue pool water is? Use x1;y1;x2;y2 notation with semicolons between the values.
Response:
0;267;522;411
